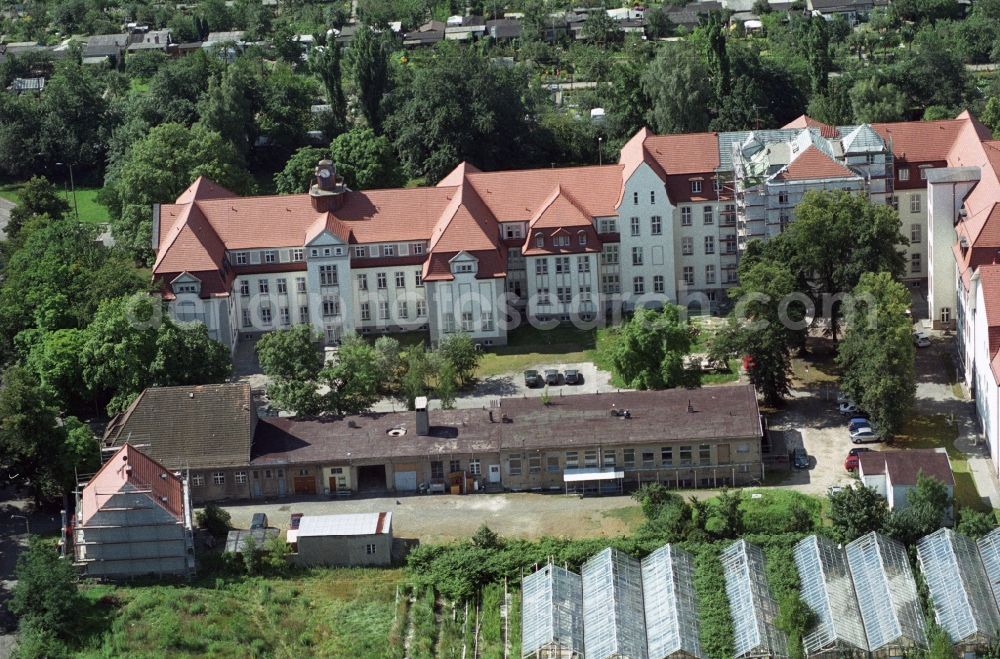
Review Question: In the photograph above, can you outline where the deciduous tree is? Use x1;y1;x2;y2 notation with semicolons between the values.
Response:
7;175;70;238
351;23;394;133
437;333;482;387
330;128;404;190
828;484;888;543
274;146;327;194
642;43;713;134
10;538;82;638
609;305;693;390
837;272;915;437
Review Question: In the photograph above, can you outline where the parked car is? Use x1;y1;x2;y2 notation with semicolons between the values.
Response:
544;369;560;385
793;447;809;469
564;369;581;385
250;513;268;530
839;401;862;415
828;485;846;496
850;426;878;444
913;331;931;348
836;390;850;404
848;416;871;432
524;370;542;387
844;447;871;471
289;513;303;530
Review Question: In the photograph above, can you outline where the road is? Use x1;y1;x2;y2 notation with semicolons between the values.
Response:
0;198;14;241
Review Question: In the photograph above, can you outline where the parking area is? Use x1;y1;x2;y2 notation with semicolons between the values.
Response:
767;329;1000;504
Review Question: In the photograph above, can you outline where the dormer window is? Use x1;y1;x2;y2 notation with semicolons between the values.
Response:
291;248;304;262
383;245;395;257
899;167;910;181
578;231;587;245
174;283;199;295
235;251;249;265
264;250;277;263
453;263;474;274
354;246;366;258
536;234;544;248
691;180;702;194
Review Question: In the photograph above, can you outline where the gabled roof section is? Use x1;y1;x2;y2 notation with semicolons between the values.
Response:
783;114;839;139
80;443;184;525
620;127;666;183
104;383;254;470
153;202;227;274
772;145;858;182
529;185;593;229
842;124;886;154
872;118;966;163
437;161;482;187
463;164;623;222
428;181;499;253
304;211;353;245
643;132;722;175
175;176;237;205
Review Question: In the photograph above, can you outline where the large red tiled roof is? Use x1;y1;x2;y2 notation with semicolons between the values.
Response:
859;449;953;487
872;119;967;163
782;115;839;139
463;164;623;221
175;176;237;204
643;132;721;175
773;145;858;182
154;203;226;273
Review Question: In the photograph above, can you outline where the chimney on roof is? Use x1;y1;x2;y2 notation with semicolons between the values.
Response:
310;159;347;213
415;396;429;436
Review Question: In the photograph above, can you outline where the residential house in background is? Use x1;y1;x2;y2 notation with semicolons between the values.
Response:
72;444;195;578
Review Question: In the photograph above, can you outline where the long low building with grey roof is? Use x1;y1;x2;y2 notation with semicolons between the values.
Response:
105;382;764;501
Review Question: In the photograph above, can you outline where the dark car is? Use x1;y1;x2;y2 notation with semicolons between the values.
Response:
793;447;809;469
564;369;581;385
524;370;542;387
544;369;560;385
848;416;871;433
250;513;268;530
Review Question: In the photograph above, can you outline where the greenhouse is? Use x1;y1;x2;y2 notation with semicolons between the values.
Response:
917;528;1000;651
977;526;1000;612
581;547;648;659
721;540;790;658
845;532;927;655
521;563;585;659
793;535;869;657
640;544;704;659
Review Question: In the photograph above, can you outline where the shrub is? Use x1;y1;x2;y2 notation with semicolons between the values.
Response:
196;503;232;537
10;539;82;639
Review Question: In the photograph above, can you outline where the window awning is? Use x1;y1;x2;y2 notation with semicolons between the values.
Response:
563;468;625;483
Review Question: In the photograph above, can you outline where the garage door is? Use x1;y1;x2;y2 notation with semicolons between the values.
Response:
393;471;417;492
293;476;316;494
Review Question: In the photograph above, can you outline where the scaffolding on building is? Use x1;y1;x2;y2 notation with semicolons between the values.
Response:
917;528;1000;649
845;532;927;654
581;547;647;659
793;535;869;657
520;563;584;659
641;544;704;658
721;539;790;658
977;527;1000;613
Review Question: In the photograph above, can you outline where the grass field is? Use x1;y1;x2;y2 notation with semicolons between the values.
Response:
0;182;110;224
76;569;406;658
475;324;596;378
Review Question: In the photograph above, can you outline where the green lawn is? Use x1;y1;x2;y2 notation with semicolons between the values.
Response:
76;568;406;657
475;324;596;378
0;182;110;224
895;413;990;513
